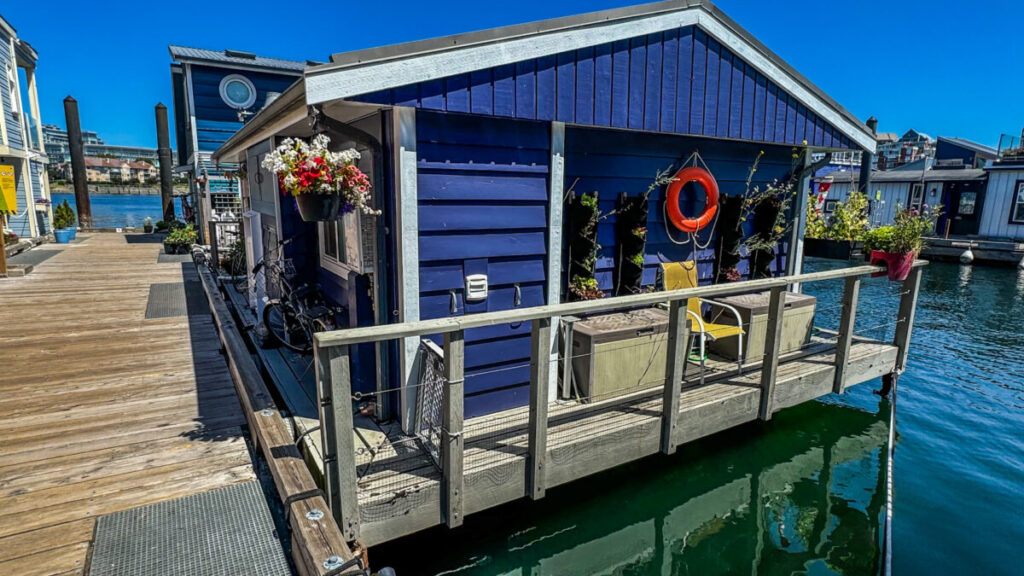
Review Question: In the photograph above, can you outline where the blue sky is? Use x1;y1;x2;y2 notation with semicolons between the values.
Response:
5;0;1021;150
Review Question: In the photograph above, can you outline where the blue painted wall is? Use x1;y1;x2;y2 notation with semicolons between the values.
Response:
416;110;550;418
565;126;794;290
188;64;297;154
354;26;853;151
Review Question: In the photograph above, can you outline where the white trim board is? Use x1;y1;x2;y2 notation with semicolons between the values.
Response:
304;8;874;152
395;106;421;432
547;122;566;402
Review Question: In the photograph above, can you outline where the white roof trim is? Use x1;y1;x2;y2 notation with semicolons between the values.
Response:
304;7;874;151
306;10;698;103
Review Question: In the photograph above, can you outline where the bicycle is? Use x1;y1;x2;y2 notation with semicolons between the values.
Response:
256;253;342;354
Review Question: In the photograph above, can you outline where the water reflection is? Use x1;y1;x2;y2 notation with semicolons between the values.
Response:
372;401;889;576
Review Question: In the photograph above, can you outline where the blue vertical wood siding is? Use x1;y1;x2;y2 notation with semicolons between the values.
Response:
415;111;550;417
564;127;794;291
352;25;856;150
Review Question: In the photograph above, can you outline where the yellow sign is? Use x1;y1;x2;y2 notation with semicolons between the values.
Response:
0;164;15;214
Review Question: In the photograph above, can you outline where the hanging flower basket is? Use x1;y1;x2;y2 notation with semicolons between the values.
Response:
294;193;342;222
262;134;379;223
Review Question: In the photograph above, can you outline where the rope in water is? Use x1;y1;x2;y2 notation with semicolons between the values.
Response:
881;377;898;576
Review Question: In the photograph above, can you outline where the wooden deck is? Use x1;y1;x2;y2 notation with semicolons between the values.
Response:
349;337;898;546
0;234;254;576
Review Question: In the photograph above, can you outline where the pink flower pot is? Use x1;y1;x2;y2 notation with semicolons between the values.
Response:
870;250;916;282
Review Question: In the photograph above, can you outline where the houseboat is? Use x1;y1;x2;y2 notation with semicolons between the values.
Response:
168;45;304;241
819;136;1024;266
210;0;924;549
0;14;51;245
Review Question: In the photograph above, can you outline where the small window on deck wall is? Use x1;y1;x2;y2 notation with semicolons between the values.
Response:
1012;181;1024;224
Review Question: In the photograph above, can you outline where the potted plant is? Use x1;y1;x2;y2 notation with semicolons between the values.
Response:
53;200;76;244
567;191;604;301
261;134;379;222
804;190;870;260
164;224;198;255
143;217;154;233
863;205;940;281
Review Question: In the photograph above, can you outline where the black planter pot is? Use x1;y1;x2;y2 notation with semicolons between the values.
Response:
804;238;865;261
163;241;177;255
294;194;342;222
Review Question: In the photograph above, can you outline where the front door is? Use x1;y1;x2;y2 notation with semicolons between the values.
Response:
947;181;985;236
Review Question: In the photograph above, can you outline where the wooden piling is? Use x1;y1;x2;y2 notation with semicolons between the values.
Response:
155;103;175;223
63;96;92;229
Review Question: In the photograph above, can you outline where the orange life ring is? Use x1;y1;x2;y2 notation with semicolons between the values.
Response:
666;166;719;233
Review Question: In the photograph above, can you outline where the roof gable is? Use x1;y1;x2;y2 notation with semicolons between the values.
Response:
304;1;873;150
348;26;853;150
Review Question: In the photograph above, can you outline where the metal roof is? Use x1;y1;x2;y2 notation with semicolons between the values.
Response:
820;168;987;183
937;136;998;158
168;45;308;73
305;0;873;146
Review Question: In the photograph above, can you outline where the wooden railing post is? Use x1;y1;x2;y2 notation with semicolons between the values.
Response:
441;330;465;527
661;300;689;455
528;318;552;500
314;342;360;542
833;276;861;394
758;286;786;420
892;267;923;373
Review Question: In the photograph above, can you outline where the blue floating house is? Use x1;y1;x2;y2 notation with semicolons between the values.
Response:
168;46;305;236
214;0;876;426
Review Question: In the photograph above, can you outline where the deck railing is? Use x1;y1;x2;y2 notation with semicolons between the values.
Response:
313;261;925;543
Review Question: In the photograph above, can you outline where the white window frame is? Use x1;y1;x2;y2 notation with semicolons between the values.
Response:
218;74;257;110
318;216;359;277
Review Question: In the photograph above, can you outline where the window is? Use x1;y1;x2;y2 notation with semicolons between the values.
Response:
958;192;977;215
909;183;924;211
1012;181;1024;224
824;199;839;213
218;74;257;109
318;213;359;276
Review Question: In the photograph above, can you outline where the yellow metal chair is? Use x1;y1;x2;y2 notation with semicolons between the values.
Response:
661;262;745;384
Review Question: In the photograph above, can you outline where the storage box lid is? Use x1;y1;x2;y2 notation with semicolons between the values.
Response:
710;291;817;316
573;308;670;339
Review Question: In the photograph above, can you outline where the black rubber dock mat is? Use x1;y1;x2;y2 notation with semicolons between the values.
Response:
8;248;60;267
157;252;193;263
144;281;207;318
88;481;291;576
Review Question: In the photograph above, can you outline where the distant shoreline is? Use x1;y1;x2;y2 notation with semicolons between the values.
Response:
51;185;189;197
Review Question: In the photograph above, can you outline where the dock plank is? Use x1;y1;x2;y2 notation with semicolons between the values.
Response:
0;234;258;573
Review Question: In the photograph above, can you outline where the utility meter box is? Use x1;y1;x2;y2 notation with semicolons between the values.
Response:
571;308;671;402
706;291;817;361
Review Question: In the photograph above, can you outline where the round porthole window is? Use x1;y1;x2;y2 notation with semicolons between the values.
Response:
219;74;257;109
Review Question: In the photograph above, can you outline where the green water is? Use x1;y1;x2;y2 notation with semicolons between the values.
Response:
372;260;1024;575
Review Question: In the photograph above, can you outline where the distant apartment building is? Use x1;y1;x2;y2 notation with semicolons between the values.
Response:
55;157;158;183
875;129;935;170
42;124;172;166
0;13;51;239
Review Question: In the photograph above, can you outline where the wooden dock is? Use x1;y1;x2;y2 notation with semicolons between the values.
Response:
0;234;254;575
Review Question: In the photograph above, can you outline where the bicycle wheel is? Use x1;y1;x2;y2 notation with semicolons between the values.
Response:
262;300;314;353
